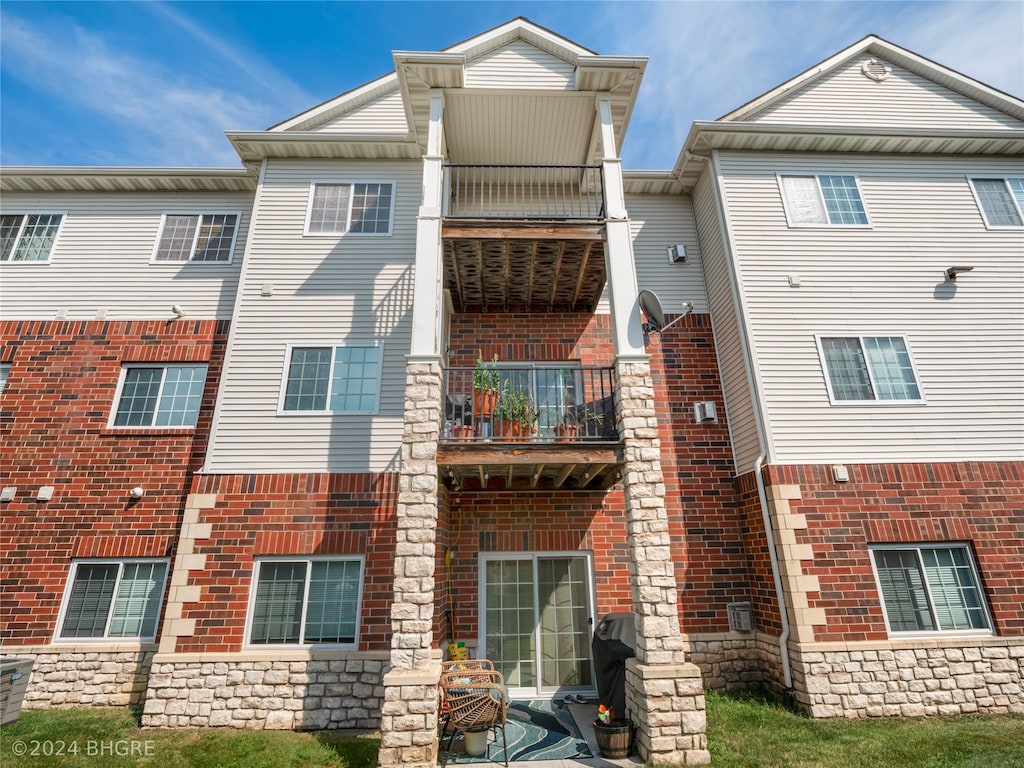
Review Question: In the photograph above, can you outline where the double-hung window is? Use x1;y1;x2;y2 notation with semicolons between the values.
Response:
779;174;869;226
247;558;363;647
0;363;9;394
1;213;64;262
152;213;239;262
111;364;208;427
305;182;394;235
870;545;991;635
969;177;1024;228
280;344;381;414
57;560;169;642
816;335;923;403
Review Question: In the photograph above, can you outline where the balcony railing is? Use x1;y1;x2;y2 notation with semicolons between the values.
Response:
442;365;618;444
443;165;605;221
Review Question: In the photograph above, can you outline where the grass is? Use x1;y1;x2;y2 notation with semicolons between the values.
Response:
1;692;1022;767
706;690;1024;768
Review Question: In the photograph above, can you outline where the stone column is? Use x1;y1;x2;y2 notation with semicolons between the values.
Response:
378;360;443;768
616;359;710;766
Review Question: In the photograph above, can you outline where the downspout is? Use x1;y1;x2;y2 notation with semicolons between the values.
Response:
707;150;794;702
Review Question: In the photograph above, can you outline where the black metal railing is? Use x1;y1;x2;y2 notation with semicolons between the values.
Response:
443;165;605;221
441;365;617;444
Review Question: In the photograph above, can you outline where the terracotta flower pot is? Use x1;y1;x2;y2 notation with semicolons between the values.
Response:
473;388;498;419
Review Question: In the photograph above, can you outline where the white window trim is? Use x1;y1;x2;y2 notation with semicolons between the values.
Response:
148;211;241;264
814;333;926;405
54;558;171;644
967;177;1024;230
777;173;872;229
0;211;67;264
303;180;395;237
276;342;383;416
107;363;209;429
868;543;994;638
243;555;365;650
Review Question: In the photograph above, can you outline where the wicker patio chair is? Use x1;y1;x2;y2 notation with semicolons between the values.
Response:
438;665;508;766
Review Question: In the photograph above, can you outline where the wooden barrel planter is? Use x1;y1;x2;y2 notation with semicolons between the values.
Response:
593;718;632;758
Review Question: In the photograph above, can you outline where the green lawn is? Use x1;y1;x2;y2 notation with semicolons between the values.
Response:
1;692;1022;768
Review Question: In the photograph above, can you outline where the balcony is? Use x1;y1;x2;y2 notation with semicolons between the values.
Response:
441;164;607;313
437;364;623;492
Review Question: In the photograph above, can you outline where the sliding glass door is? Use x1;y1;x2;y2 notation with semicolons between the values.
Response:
480;553;595;698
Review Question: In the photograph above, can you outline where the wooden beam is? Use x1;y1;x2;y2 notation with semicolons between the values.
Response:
531;465;545;488
571;241;594;309
437;444;623;467
555;464;576;487
582;463;608;487
442;224;605;241
549;241;565;309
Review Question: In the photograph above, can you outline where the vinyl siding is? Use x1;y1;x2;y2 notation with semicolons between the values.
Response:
693;170;762;473
0;192;250;319
465;40;575;90
717;150;1024;464
204;159;421;474
627;193;708;314
749;57;1022;130
309;90;409;134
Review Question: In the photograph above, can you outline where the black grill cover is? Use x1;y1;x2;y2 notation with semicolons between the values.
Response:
591;612;635;719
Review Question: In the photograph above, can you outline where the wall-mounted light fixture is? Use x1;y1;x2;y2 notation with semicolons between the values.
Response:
130;486;145;499
37;486;54;501
171;304;187;318
944;266;974;281
1;487;16;502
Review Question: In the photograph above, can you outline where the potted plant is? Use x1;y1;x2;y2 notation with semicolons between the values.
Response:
593;704;632;758
472;354;500;419
576;406;604;438
556;406;603;441
495;387;536;441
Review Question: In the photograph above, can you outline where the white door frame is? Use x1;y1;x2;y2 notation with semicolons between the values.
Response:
477;551;598;699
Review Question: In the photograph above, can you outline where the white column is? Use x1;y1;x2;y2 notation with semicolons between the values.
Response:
410;89;446;360
596;94;646;361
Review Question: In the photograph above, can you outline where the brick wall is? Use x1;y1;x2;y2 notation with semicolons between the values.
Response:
182;473;399;653
763;462;1024;642
1;319;227;645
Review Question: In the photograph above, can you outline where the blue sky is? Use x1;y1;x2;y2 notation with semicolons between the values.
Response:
1;1;1022;171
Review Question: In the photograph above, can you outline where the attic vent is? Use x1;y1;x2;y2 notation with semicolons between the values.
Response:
861;58;892;82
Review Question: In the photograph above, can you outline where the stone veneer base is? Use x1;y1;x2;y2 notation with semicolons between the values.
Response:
9;646;156;709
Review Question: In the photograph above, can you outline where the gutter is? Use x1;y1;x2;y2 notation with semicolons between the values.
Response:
708;150;794;701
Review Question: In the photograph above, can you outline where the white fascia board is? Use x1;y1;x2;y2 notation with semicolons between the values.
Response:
268;72;400;132
225;131;419;162
0;166;256;193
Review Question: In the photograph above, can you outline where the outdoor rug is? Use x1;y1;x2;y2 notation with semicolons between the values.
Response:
446;699;593;763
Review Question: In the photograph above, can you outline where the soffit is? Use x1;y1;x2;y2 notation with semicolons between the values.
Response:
0;167;258;194
226;132;421;162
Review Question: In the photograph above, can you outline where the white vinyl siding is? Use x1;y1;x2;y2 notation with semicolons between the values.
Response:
693;170;762;473
304;181;394;235
969;178;1024;228
717;151;1024;464
627;193;708;316
779;175;870;227
308;90;409;134
747;56;1023;130
204;159;419;474
56;560;169;642
0;192;250;319
110;364;208;428
0;212;64;262
870;545;991;636
152;212;240;263
247;557;363;648
279;344;382;414
817;335;923;403
465;40;575;90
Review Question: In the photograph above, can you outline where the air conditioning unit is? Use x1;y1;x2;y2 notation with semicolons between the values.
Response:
667;244;687;263
727;602;753;632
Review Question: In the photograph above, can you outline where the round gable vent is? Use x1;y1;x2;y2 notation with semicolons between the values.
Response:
861;58;892;82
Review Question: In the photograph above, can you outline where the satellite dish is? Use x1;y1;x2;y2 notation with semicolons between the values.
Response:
638;290;694;345
638;290;666;332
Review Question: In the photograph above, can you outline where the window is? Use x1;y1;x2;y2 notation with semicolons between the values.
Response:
57;560;169;641
305;182;394;235
970;178;1024;228
1;213;64;262
248;558;363;646
816;335;923;403
870;545;991;634
111;364;208;427
779;174;869;226
0;363;9;394
153;213;239;262
280;344;381;413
